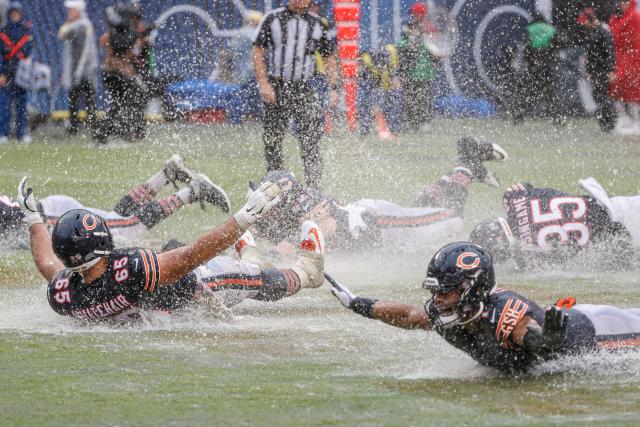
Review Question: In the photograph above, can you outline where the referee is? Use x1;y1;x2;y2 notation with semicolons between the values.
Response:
252;0;339;188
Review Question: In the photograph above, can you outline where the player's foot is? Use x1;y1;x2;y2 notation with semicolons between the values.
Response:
291;221;325;289
189;173;231;212
457;136;508;163
163;154;195;187
0;136;8;144
19;135;32;145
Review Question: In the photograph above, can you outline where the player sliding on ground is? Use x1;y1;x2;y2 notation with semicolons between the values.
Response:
470;178;640;267
18;176;325;321
252;136;507;253
331;241;640;374
1;155;230;249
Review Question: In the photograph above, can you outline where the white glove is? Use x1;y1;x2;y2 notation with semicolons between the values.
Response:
233;180;282;230
17;176;44;228
330;278;357;308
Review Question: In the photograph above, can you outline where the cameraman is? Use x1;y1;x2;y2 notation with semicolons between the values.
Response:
95;1;147;143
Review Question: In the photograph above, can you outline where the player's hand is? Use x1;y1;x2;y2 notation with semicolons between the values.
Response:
233;180;282;230
258;81;276;104
541;306;568;350
330;278;357;308
0;74;6;86
17;176;44;228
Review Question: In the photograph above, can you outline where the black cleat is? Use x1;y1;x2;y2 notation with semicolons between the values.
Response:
189;173;231;212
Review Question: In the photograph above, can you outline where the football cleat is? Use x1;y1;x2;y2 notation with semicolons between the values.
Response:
299;220;325;255
189;173;231;212
457;136;508;163
291;221;325;289
164;154;195;187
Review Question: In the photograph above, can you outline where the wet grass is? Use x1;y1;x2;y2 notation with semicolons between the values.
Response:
2;118;640;426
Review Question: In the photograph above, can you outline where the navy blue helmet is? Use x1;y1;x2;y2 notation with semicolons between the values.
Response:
423;242;496;329
52;209;114;272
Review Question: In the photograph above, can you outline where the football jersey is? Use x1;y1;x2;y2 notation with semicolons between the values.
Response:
47;247;162;320
503;183;627;259
426;288;596;372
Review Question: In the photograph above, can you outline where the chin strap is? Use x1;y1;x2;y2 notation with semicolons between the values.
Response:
69;257;102;273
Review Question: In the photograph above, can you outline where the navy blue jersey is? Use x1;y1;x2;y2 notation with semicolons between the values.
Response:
427;288;596;373
47;248;162;320
503;183;628;263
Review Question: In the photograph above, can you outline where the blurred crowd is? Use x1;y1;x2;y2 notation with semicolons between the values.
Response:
3;1;640;144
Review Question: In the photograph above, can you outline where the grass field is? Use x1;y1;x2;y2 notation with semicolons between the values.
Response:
2;118;640;426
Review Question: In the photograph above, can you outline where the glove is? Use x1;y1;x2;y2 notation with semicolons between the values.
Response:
17;176;43;228
233;180;282;230
540;306;569;350
524;306;568;353
330;277;357;308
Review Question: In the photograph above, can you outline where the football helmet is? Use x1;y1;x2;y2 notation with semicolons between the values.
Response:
422;242;496;329
52;209;114;272
469;217;514;262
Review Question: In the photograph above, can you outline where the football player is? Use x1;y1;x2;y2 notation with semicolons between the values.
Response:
0;155;230;248
252;136;507;253
331;241;640;374
18;176;325;322
469;178;639;267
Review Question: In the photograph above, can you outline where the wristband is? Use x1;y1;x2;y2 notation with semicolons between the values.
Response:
351;297;378;318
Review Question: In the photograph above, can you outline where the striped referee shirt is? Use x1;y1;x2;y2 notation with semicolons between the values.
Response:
253;7;336;82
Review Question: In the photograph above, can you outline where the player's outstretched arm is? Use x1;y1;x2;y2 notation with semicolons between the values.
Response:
156;181;282;285
328;273;431;330
18;177;63;281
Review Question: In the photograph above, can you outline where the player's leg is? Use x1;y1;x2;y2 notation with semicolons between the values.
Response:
263;90;289;172
125;173;231;230
415;137;508;211
294;89;324;188
347;198;463;250
113;155;196;217
574;304;640;349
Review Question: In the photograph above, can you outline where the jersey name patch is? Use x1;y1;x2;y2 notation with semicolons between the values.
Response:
495;298;529;348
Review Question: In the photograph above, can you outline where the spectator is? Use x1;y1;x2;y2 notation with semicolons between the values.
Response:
577;7;617;132
94;2;146;143
357;44;402;138
0;2;32;144
58;0;98;136
252;0;339;188
609;0;640;133
523;12;563;124
397;2;440;132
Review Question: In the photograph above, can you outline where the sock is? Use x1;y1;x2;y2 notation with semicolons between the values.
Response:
281;269;302;296
113;184;156;216
146;170;169;194
137;195;184;229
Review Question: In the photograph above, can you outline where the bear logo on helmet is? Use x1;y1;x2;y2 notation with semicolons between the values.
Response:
456;252;480;270
82;213;98;231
